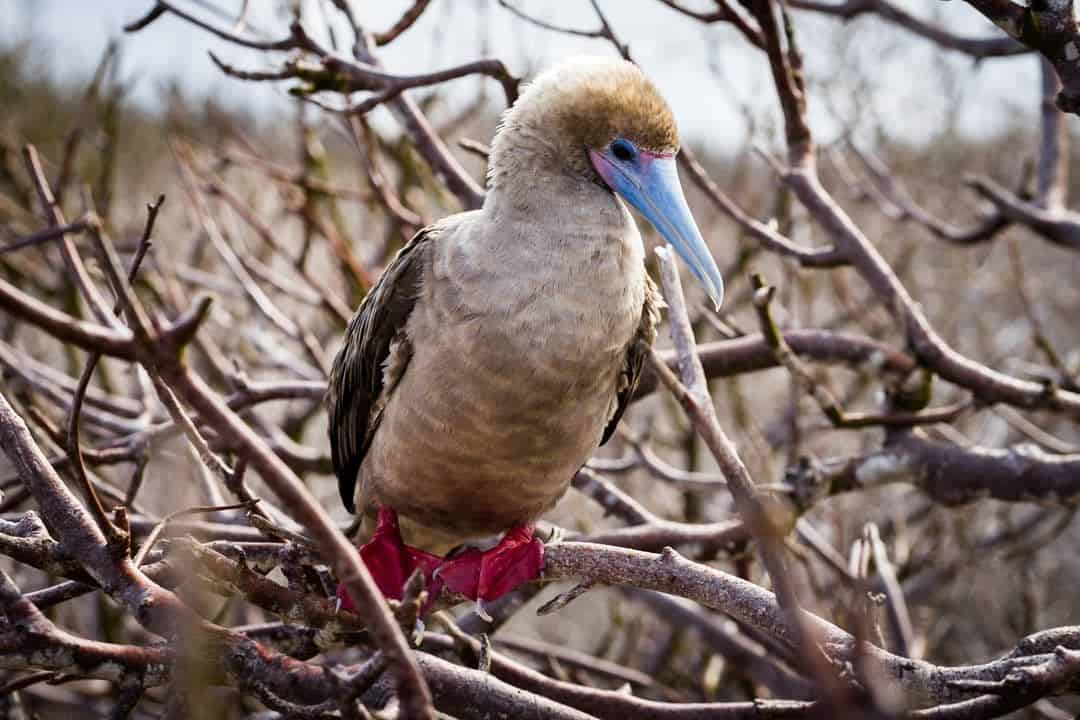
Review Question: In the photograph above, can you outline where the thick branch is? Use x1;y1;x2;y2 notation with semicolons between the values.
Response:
825;430;1080;506
542;541;1080;708
956;0;1080;114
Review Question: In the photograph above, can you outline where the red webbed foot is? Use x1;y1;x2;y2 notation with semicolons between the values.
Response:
435;524;545;621
337;508;442;612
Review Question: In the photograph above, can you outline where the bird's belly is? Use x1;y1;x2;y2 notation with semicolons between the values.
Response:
361;311;633;542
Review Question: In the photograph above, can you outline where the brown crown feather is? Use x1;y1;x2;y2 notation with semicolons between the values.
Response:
505;57;673;155
489;56;681;186
543;58;679;152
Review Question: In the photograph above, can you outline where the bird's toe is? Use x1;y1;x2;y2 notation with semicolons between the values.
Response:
433;547;484;600
476;530;544;605
338;507;443;606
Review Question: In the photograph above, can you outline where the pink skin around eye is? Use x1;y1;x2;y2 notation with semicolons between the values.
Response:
588;148;618;188
589;146;675;191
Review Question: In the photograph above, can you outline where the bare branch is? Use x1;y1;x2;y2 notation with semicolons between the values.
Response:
845;143;1012;246
953;0;1080;114
651;246;810;664
498;0;611;39
750;272;971;429
373;0;433;45
824;430;1080;506
21;147;120;329
1;217;92;255
789;0;1027;58
543;541;1080;708
967;174;1080;250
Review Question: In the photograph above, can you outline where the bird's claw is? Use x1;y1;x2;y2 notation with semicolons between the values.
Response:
543;525;565;545
411;618;426;646
338;508;441;609
474;599;493;623
339;512;544;620
437;524;544;615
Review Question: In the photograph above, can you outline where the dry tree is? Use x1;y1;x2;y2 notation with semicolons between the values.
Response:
0;1;1078;718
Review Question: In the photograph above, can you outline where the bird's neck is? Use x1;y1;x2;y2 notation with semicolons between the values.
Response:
458;126;646;324
478;182;636;276
483;125;624;238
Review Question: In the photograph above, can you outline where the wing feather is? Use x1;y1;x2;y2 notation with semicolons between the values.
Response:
327;229;433;512
600;273;662;446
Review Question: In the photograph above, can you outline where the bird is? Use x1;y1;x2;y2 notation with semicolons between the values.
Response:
327;55;724;618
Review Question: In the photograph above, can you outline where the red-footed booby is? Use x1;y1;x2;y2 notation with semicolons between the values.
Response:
328;55;723;617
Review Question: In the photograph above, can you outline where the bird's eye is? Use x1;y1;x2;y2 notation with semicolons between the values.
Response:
610;139;636;163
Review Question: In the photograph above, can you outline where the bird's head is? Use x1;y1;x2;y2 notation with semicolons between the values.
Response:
492;55;723;310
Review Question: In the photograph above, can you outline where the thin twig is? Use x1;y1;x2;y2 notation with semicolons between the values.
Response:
65;197;163;547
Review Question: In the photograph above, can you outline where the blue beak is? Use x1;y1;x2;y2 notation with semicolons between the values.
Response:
591;147;724;310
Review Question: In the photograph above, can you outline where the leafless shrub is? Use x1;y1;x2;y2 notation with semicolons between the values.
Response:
0;2;1078;718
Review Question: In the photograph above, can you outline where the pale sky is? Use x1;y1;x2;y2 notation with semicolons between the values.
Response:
2;0;1048;153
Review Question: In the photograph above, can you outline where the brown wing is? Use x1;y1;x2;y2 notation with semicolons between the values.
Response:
327;228;434;513
600;273;662;446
